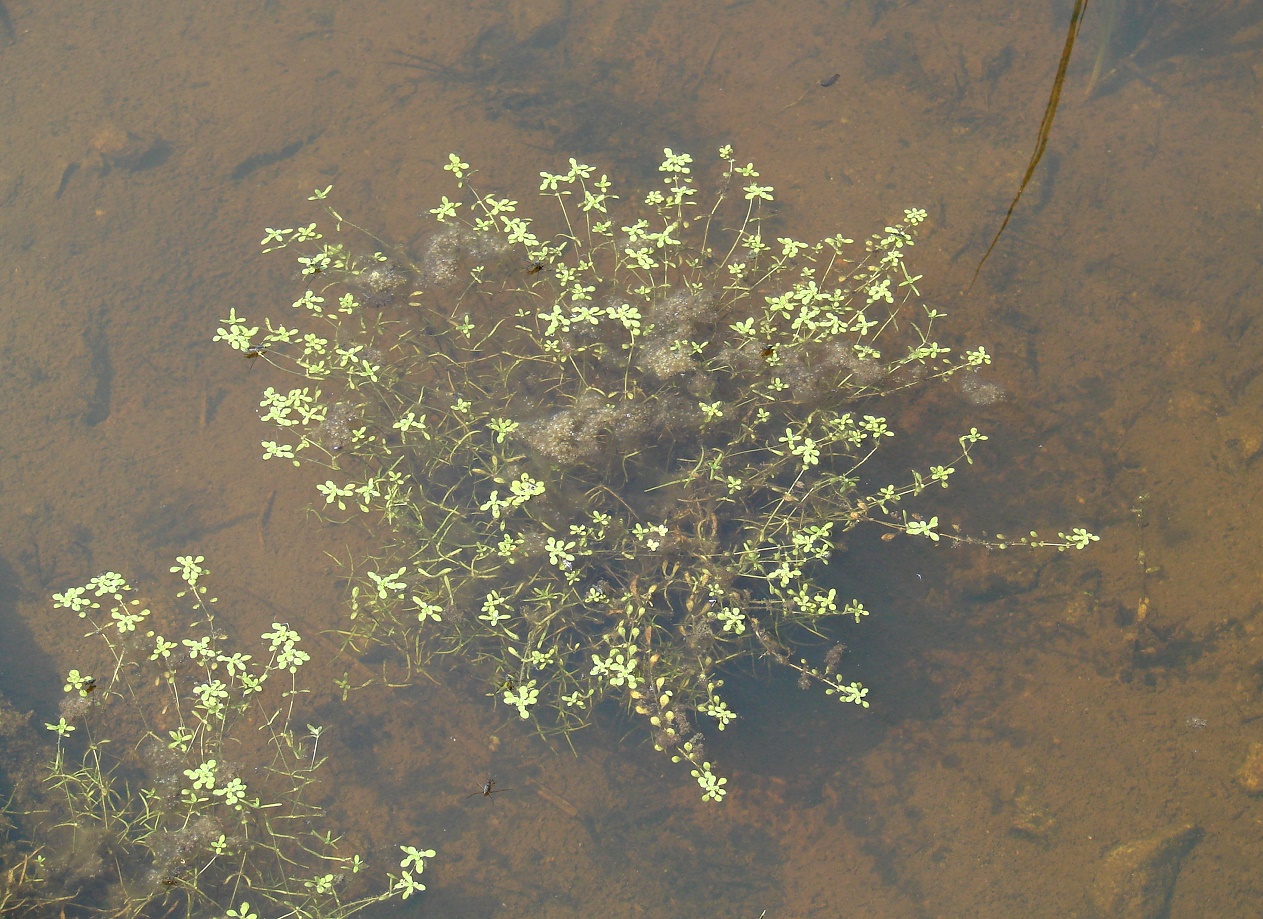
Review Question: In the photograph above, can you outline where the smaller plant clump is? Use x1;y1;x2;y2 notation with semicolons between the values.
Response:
218;147;1097;800
8;556;434;917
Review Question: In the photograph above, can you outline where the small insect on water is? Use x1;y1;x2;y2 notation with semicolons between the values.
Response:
243;344;271;373
467;774;510;799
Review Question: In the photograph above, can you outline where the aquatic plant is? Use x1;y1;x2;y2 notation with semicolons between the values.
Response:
11;557;434;917
219;147;1096;800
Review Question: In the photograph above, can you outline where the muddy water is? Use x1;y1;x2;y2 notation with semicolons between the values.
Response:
0;0;1259;915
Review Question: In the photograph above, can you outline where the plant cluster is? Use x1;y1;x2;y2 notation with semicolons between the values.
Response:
217;147;1096;800
6;557;434;917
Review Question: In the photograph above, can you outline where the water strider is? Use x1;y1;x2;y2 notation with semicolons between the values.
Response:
467;775;510;799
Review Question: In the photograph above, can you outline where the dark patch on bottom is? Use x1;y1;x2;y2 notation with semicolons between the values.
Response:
82;322;112;426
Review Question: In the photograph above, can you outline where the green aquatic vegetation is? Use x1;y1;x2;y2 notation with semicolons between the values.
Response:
11;557;433;917
221;147;1096;801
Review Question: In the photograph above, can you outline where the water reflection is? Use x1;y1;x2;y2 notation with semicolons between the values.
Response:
1087;0;1263;97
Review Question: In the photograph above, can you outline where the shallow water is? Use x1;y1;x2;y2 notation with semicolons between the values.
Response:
1;0;1260;915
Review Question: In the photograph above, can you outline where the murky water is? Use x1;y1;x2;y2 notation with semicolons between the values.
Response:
1;0;1260;915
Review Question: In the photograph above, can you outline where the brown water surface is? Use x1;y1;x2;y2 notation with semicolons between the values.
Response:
1;0;1261;915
